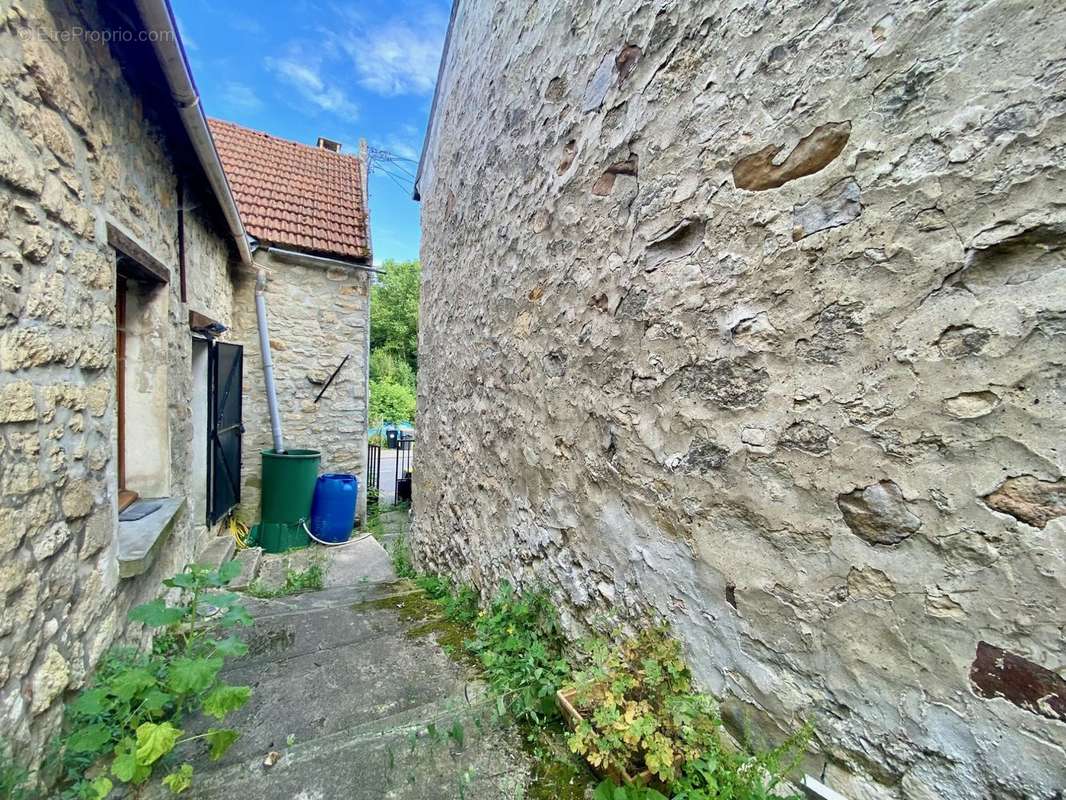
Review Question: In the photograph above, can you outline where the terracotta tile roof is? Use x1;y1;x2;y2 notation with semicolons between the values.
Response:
207;118;370;261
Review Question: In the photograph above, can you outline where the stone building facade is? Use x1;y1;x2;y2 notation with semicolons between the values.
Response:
208;118;374;526
412;2;1066;799
0;0;240;772
231;252;370;519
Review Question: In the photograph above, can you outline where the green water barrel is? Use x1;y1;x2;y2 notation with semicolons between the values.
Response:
256;448;320;553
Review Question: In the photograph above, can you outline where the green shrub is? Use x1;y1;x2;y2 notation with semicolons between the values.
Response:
369;259;420;372
568;628;811;798
466;583;570;725
416;574;479;624
567;628;718;784
57;561;252;798
369;349;416;391
369;378;416;424
390;537;417;579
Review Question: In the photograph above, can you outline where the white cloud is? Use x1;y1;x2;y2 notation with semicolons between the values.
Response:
383;135;419;161
266;52;360;119
220;81;263;112
333;10;447;97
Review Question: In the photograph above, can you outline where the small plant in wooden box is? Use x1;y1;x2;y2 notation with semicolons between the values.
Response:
558;627;720;788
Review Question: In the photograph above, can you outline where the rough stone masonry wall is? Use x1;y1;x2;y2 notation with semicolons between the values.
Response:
234;252;369;522
412;2;1066;798
0;0;236;769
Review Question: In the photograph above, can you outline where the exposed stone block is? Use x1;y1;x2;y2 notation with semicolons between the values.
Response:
837;481;922;545
680;358;769;409
0;124;43;196
983;475;1066;529
30;522;69;561
943;391;999;419
582;51;615;112
779;421;834;455
0;381;35;422
936;325;991;359
60;480;93;519
792;177;861;240
846;567;895;600
29;645;69;716
733;121;851;191
796;302;863;365
670;437;728;472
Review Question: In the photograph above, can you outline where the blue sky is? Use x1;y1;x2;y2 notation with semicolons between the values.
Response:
173;0;451;264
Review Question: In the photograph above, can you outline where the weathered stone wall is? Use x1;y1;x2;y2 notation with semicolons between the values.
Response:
413;2;1066;798
0;0;237;769
234;252;370;523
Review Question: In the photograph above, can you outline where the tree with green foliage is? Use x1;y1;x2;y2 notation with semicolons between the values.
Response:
369;259;420;425
369;379;416;425
370;259;420;376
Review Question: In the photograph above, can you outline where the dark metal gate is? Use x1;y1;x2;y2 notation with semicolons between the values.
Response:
208;341;243;524
366;443;381;506
394;437;412;503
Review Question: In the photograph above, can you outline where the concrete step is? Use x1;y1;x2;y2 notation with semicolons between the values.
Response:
150;691;527;799
145;575;533;800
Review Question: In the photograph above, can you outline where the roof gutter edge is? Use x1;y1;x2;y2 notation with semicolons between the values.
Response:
265;246;384;276
412;0;460;202
132;0;253;267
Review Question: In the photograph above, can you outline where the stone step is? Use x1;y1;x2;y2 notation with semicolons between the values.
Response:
196;534;236;570
228;546;262;590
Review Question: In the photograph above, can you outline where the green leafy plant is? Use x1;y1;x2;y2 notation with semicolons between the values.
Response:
466;583;570;725
667;723;812;800
369;378;416;425
369;258;420;375
390;536;417;579
416;574;479;624
566;628;721;785
57;561;253;798
0;741;30;800
568;628;811;797
593;779;668;800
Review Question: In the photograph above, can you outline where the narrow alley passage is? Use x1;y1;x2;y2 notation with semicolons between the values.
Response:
151;529;530;799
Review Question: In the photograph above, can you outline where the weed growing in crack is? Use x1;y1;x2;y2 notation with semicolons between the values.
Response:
245;558;325;598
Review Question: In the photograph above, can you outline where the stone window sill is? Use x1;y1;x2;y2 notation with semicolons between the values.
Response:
117;497;186;579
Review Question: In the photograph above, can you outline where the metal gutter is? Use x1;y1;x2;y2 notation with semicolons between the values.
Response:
265;246;384;276
132;0;253;267
412;0;461;201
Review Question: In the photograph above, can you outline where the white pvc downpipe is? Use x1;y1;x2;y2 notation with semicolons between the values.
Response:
254;270;284;453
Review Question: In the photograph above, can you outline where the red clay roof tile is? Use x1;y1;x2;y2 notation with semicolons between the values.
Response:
207;118;369;261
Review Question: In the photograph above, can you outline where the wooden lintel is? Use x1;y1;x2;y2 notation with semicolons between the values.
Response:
107;222;170;285
189;309;222;332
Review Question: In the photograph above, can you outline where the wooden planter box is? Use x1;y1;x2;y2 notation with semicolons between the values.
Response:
556;688;655;787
